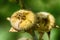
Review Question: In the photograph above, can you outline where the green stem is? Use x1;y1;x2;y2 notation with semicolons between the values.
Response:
19;0;25;9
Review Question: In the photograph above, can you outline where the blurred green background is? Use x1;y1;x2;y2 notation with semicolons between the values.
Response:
0;0;60;40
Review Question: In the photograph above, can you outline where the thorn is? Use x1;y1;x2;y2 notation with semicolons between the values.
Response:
56;25;60;28
7;17;10;21
9;27;18;32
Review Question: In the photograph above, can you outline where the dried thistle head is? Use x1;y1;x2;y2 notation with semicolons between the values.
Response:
7;9;36;32
36;12;55;32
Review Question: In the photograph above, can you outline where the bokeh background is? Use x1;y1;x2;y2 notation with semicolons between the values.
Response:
0;0;60;40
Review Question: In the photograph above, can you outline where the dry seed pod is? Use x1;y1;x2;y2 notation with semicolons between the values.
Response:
36;12;55;32
7;9;36;32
